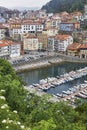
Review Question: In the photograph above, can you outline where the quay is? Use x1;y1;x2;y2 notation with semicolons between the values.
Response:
10;52;87;73
13;57;63;72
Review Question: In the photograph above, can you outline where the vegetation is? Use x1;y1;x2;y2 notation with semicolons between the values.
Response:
42;0;87;13
0;58;87;130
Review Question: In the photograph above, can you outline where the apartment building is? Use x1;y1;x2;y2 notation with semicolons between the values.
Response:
55;34;73;52
23;34;38;52
0;40;21;58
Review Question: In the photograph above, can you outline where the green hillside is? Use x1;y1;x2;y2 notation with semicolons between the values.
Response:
42;0;87;13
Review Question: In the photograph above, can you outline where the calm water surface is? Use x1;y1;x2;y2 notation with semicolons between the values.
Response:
19;62;87;94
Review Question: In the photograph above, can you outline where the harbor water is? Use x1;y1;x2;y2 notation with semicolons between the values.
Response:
19;62;87;95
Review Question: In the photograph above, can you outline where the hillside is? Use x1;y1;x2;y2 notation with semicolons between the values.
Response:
0;6;9;13
42;0;87;13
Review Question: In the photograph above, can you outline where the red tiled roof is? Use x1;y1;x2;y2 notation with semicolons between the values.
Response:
0;40;20;47
0;43;9;47
67;43;81;50
55;34;71;41
80;44;87;49
24;34;37;39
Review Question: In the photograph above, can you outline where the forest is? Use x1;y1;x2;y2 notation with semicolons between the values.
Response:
42;0;87;13
0;58;87;130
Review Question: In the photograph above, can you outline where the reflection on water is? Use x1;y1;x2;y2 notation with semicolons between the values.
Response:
19;62;87;94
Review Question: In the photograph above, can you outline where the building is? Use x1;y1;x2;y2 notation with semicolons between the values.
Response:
67;43;81;56
0;24;8;39
21;21;44;34
60;22;80;32
23;34;38;52
67;43;87;59
46;18;61;29
79;44;87;59
48;36;55;51
0;43;10;59
70;12;83;21
0;40;21;58
54;34;73;52
42;27;58;36
10;21;44;41
37;33;48;50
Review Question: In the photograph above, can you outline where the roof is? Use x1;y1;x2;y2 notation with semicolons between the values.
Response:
22;21;43;25
0;40;20;47
0;43;8;47
80;44;87;49
0;24;8;29
61;22;79;24
55;34;71;41
67;43;81;50
24;34;37;39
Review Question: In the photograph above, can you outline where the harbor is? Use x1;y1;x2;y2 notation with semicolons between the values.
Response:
19;61;87;105
25;80;87;105
28;67;87;91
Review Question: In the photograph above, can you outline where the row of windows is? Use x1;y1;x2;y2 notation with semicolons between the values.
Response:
23;27;42;30
23;25;42;28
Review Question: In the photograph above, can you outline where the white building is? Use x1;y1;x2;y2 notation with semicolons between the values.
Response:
10;21;44;41
55;34;73;52
0;40;21;58
21;22;44;34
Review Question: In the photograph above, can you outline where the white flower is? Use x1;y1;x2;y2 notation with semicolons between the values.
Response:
8;120;13;123
1;104;8;109
0;90;5;92
0;96;5;100
6;126;9;129
7;110;9;112
2;120;7;123
20;125;25;129
1;105;5;109
17;121;21;125
13;110;17;113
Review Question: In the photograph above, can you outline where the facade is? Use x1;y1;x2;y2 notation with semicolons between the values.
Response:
54;34;73;52
48;36;55;51
0;40;21;58
10;42;21;58
67;43;87;59
0;43;10;59
10;21;44;41
46;18;61;29
48;34;73;52
79;44;87;59
23;35;38;51
60;22;80;32
21;22;44;34
42;28;58;36
67;43;81;56
70;12;83;21
37;33;48;50
0;24;8;39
